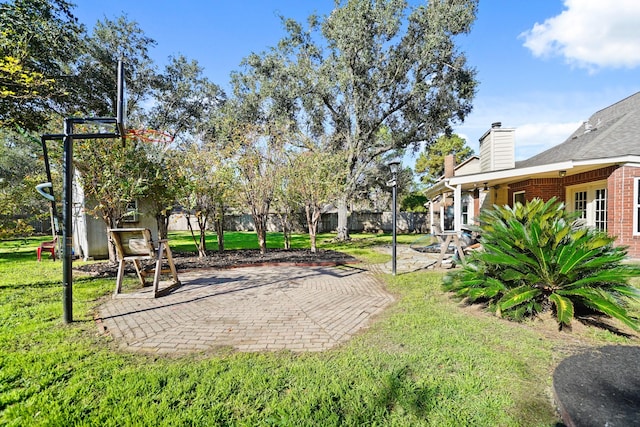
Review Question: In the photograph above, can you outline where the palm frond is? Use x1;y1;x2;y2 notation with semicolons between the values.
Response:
498;286;541;311
549;293;574;326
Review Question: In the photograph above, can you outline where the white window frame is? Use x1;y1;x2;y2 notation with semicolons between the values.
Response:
122;200;139;223
461;193;474;226
565;180;607;230
634;178;640;235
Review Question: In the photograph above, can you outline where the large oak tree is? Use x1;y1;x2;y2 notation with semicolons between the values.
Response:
233;0;478;240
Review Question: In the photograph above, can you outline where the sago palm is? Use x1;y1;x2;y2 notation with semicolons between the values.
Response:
444;197;640;331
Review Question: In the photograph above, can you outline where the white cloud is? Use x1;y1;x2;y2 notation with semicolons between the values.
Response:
514;121;581;160
520;0;640;70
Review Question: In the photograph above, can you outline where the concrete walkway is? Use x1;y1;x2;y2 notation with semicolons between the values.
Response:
95;245;448;354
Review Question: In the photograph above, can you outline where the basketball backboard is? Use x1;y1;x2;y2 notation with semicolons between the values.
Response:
116;60;127;137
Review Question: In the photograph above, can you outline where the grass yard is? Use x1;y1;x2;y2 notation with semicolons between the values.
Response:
0;233;637;426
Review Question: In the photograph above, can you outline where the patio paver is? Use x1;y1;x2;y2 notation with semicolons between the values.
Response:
97;264;395;354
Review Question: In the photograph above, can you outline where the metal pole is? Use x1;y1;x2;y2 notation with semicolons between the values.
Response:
392;176;397;276
62;119;74;323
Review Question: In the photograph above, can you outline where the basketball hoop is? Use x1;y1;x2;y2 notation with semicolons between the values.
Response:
125;128;174;144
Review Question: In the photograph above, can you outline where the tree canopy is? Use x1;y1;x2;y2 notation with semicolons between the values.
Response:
233;0;478;239
0;0;83;130
414;133;474;185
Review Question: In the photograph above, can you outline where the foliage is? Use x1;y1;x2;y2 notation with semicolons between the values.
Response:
414;133;474;185
145;55;226;242
444;198;640;331
233;0;478;240
0;0;83;130
401;191;428;212
0;128;51;237
285;147;345;252
72;14;156;122
147;55;225;140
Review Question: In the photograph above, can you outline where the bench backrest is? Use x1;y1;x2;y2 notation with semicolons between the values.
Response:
109;228;155;260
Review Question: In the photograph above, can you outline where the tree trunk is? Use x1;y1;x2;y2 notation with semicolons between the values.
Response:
156;213;169;240
335;193;350;241
196;212;208;258
279;212;291;250
254;214;268;255
105;216;118;264
306;203;321;253
214;202;224;252
185;212;203;257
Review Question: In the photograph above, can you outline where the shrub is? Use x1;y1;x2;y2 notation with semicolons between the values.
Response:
443;197;640;331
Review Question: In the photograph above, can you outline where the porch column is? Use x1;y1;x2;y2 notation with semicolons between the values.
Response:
429;200;435;233
453;184;462;232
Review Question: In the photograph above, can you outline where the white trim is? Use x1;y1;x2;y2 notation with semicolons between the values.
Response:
565;180;608;230
513;191;525;205
634;177;640;236
446;155;640;187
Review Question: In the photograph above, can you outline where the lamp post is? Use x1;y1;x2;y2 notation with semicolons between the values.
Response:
388;159;401;276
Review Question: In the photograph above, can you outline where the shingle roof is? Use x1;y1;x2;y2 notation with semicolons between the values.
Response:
517;92;640;168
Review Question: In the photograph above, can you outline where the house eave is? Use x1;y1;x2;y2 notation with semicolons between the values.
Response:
424;155;640;198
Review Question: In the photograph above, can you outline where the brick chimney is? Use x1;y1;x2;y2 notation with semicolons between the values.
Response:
444;154;455;178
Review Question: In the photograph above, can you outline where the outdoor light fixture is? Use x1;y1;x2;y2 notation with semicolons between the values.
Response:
559;170;567;177
388;159;401;276
483;182;489;192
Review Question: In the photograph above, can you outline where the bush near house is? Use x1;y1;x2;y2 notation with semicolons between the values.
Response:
444;197;640;331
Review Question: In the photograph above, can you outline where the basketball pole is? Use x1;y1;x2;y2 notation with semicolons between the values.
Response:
40;60;125;323
62;119;74;323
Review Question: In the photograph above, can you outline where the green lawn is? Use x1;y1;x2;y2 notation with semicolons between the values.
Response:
1;233;637;426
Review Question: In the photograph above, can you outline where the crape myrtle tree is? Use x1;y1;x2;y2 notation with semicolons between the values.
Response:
0;0;83;130
289;147;345;253
74;139;153;262
233;0;478;240
146;55;226;240
178;138;233;258
271;158;297;250
233;120;289;255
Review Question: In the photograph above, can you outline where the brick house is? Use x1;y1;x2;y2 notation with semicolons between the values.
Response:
424;92;640;258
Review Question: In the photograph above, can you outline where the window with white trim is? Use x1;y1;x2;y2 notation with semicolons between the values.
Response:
122;200;139;223
566;181;607;230
461;193;474;226
594;188;607;231
634;178;640;235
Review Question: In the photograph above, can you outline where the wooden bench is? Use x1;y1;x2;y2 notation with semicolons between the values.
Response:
108;228;180;298
434;232;466;268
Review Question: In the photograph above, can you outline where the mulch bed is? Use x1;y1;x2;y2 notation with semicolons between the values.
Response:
74;248;359;278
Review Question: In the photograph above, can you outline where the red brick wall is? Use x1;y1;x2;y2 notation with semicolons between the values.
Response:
507;166;640;259
608;166;640;259
509;178;564;203
508;166;618;204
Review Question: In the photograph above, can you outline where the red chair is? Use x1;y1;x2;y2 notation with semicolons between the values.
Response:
37;237;58;261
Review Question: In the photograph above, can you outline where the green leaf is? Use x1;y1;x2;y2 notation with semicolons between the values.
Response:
549;293;574;326
560;288;640;331
498;286;542;311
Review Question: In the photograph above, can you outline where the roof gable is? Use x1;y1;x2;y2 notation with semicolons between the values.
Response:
517;92;640;168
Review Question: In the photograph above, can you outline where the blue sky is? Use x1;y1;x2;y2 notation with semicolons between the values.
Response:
73;0;640;166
